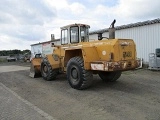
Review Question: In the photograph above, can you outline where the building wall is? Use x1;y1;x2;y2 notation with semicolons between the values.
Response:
89;23;160;63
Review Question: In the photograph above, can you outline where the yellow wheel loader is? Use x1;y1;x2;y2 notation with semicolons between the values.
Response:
30;20;140;90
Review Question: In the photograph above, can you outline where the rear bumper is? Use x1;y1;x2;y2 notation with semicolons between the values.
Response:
90;59;141;71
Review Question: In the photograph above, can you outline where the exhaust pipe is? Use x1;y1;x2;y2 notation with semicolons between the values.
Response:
97;19;116;40
109;19;116;39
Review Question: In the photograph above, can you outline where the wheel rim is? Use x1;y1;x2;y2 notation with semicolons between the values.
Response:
43;65;48;73
70;66;79;84
42;64;48;76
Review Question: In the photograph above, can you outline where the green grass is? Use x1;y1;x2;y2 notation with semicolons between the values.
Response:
0;58;7;62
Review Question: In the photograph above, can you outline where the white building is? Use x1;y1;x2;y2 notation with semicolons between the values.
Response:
89;18;160;64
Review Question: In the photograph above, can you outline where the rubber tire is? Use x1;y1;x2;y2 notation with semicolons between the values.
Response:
98;71;121;82
41;58;58;81
67;56;93;90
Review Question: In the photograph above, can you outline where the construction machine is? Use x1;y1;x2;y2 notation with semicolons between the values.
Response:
30;20;140;90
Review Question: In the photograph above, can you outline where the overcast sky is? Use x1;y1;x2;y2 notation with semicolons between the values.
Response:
0;0;160;50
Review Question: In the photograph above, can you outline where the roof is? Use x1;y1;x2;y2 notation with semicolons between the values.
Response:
61;23;90;29
31;39;60;46
89;18;160;34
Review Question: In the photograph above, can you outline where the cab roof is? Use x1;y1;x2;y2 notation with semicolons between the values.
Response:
60;23;90;29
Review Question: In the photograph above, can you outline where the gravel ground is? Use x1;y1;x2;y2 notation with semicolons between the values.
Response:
0;62;160;120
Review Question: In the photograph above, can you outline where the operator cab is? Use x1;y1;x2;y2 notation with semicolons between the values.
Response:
60;24;90;45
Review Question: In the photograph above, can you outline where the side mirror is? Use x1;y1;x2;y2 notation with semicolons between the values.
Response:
98;33;103;40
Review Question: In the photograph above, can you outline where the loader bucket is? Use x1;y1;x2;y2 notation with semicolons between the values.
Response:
29;63;41;78
29;58;42;78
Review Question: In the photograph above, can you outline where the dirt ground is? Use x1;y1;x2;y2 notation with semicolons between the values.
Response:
0;61;160;120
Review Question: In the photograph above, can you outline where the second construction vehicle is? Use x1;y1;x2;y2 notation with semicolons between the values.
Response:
30;20;140;90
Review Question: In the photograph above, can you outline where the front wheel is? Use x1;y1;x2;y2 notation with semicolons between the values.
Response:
98;71;121;82
41;58;58;81
67;56;93;90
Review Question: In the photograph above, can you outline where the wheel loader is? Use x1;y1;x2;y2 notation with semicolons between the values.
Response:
29;20;140;90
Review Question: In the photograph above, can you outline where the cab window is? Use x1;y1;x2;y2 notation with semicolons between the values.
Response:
70;26;79;43
80;26;89;42
61;29;68;44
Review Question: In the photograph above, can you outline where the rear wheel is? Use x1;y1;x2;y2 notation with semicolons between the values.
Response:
41;58;58;81
98;71;121;82
67;56;93;90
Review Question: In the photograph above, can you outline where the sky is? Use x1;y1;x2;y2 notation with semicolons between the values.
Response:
0;0;160;50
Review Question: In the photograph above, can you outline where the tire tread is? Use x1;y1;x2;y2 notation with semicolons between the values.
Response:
41;58;58;81
67;56;93;90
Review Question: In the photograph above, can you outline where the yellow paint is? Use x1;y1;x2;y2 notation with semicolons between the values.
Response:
31;57;42;71
31;38;137;72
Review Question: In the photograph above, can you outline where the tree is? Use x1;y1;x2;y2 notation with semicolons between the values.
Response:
0;49;31;56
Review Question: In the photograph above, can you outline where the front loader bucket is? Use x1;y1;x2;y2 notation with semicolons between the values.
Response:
29;59;42;78
29;63;41;78
29;63;36;78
